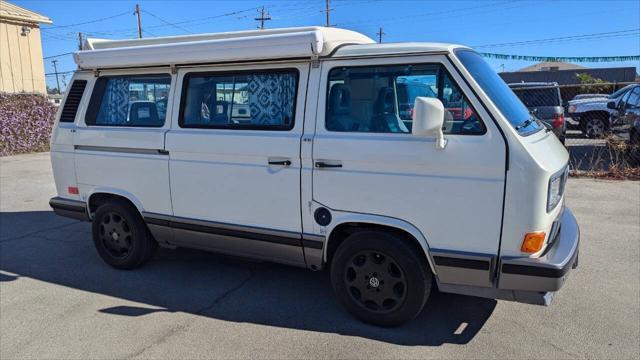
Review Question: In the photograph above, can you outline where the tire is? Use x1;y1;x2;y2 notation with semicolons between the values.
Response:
330;231;432;327
92;199;157;269
581;115;608;138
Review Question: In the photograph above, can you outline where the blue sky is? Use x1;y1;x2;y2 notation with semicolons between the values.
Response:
12;0;640;91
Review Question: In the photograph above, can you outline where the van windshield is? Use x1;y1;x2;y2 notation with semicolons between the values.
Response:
455;49;543;135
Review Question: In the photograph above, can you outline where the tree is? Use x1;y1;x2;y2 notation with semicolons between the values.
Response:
46;86;60;95
576;73;612;94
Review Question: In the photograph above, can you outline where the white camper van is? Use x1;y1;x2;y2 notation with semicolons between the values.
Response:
49;27;579;326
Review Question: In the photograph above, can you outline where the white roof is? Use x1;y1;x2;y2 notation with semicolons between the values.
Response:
331;42;468;58
75;27;375;70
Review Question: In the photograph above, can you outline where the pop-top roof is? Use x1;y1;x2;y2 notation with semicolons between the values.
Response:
75;26;375;70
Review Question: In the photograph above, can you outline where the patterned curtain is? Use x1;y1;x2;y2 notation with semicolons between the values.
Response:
97;78;130;124
247;73;296;125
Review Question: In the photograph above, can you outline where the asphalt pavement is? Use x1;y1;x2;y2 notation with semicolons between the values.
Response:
1;152;639;359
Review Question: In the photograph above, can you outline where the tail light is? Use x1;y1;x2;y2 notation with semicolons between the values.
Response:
552;113;564;128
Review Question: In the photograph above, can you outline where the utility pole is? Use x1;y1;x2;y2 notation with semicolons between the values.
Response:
255;6;271;29
324;0;333;27
51;59;61;94
376;27;385;43
78;32;83;50
135;4;142;38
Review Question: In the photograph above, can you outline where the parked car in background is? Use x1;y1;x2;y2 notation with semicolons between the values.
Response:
571;93;608;101
567;84;639;138
609;86;640;148
509;82;566;144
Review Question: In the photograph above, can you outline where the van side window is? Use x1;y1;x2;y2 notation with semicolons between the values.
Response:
180;70;298;130
326;64;485;134
86;74;171;127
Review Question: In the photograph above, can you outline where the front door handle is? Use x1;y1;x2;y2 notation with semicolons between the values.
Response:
268;159;292;166
315;161;342;168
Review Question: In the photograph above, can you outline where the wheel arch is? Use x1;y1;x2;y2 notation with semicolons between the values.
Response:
581;110;611;123
86;187;145;219
324;213;436;274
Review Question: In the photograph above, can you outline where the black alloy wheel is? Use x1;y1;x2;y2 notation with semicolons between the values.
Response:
331;231;432;327
92;199;157;269
344;250;407;314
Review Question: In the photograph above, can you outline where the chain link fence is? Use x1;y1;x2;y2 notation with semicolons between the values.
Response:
509;81;640;179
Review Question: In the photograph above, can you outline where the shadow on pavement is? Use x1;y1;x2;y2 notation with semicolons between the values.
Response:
0;210;496;346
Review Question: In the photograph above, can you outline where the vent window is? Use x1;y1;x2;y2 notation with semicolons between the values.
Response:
59;80;87;123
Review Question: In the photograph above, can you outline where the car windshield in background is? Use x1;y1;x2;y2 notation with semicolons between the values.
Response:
455;49;543;135
609;84;635;99
511;87;560;107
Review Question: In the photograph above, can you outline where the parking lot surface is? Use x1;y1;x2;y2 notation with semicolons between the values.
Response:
1;152;639;359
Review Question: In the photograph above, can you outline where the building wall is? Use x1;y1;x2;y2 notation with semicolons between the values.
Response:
0;20;46;94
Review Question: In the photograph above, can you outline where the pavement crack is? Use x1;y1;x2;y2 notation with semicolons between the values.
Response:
195;268;255;315
126;269;255;359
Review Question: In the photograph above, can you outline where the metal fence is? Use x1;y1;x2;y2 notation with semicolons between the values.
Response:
509;81;640;179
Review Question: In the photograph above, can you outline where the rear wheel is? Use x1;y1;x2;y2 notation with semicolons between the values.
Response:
92;199;157;269
330;231;431;327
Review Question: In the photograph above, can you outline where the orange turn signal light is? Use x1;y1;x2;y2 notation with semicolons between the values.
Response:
521;232;546;253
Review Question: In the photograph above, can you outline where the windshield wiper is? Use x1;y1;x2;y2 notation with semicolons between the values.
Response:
515;118;534;130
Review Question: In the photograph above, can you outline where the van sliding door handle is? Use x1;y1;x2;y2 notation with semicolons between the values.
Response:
268;160;292;166
315;161;342;168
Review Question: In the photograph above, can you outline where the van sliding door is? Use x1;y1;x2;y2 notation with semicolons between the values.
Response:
164;63;310;267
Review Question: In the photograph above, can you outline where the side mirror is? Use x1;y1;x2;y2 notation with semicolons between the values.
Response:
607;101;617;110
412;97;447;149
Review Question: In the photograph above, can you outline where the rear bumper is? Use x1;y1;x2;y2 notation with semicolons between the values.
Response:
49;197;89;221
499;207;580;292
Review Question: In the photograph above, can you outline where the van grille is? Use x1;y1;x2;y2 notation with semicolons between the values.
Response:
59;80;87;123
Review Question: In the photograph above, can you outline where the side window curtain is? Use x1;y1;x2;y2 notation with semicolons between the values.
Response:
181;69;298;130
86;74;171;127
325;64;485;135
248;73;296;126
98;78;130;124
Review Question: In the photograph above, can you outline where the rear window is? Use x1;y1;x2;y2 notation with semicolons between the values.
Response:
511;87;561;107
86;74;171;127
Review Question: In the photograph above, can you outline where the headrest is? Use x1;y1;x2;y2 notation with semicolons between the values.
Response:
129;102;159;124
375;87;395;114
329;84;351;116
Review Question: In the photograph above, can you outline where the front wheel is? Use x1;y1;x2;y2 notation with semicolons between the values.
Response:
330;231;432;327
582;116;608;138
92;199;157;269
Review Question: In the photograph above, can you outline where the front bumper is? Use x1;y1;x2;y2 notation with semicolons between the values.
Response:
499;207;580;292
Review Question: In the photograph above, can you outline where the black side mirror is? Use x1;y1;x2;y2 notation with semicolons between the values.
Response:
607;101;617;110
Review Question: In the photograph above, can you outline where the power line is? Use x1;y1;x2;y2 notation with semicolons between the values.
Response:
141;9;193;34
43;52;74;60
338;1;514;26
474;28;640;49
43;10;131;29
